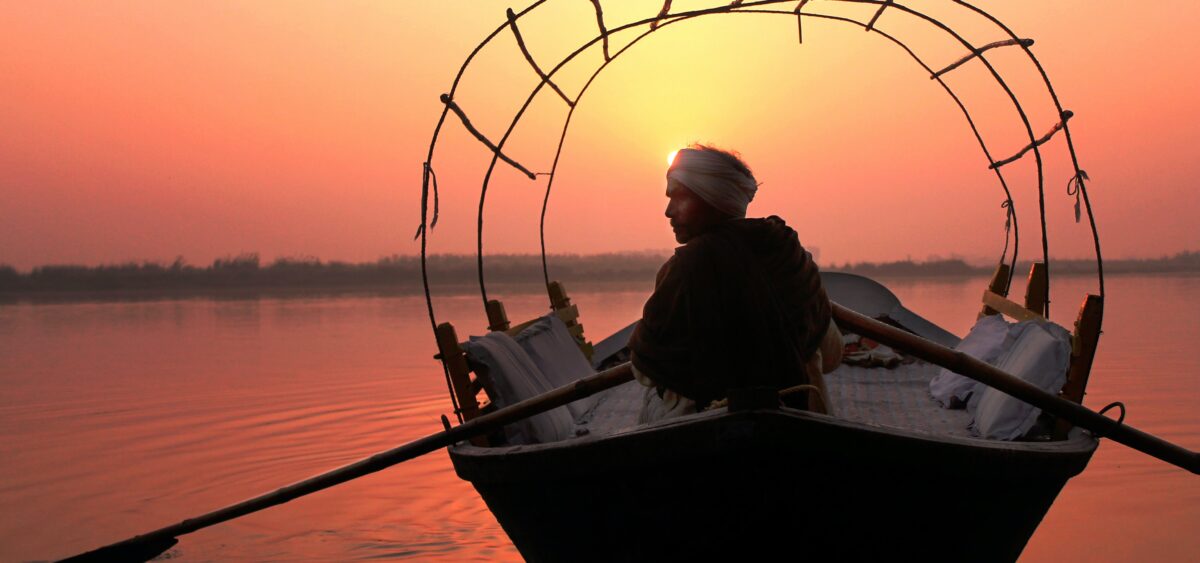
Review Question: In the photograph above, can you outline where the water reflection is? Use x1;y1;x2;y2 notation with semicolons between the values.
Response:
0;276;1196;561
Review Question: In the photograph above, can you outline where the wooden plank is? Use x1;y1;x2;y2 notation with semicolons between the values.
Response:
981;290;1045;323
486;299;511;332
979;263;1011;318
1055;295;1104;438
1023;263;1048;317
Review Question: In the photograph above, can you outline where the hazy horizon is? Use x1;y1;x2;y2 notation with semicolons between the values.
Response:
4;249;1196;298
8;248;1200;274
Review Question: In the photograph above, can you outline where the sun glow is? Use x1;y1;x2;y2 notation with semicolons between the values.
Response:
667;149;679;167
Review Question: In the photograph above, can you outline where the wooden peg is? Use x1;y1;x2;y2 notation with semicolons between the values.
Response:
1024;263;1048;317
435;322;481;422
979;263;1011;318
547;281;571;310
1054;294;1103;439
485;299;511;332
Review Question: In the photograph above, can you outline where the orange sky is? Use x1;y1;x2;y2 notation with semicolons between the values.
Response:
2;1;1198;270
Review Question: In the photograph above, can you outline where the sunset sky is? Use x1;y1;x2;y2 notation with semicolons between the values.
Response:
2;0;1198;271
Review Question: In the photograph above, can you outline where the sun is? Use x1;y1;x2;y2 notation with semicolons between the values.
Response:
667;149;679;167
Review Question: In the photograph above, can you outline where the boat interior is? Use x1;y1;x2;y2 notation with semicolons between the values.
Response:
433;263;1103;448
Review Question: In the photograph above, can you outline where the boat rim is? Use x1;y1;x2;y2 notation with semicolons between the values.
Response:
448;402;1100;459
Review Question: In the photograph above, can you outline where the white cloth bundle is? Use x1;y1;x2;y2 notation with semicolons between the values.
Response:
667;148;758;218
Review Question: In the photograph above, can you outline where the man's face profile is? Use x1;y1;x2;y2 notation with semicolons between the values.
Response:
665;183;727;244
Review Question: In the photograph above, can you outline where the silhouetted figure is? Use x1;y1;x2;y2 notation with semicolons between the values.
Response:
628;145;841;421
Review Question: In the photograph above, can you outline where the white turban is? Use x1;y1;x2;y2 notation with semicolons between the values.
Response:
666;148;758;218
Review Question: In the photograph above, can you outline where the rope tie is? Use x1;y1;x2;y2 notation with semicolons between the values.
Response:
999;198;1014;264
1067;170;1089;224
414;162;440;240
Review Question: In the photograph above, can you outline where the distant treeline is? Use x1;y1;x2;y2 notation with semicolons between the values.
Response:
828;251;1200;277
0;252;668;294
1;251;1197;296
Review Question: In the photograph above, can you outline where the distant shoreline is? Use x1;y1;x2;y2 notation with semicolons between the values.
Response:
2;252;1197;303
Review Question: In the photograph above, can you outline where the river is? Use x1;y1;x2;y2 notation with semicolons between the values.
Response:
1;274;1197;561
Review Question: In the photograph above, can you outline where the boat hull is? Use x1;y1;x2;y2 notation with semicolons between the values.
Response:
450;407;1096;562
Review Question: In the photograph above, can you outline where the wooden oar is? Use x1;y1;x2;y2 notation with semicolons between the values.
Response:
59;362;635;563
832;303;1199;474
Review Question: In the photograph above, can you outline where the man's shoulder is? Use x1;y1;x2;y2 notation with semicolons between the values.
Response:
741;215;797;238
685;216;799;253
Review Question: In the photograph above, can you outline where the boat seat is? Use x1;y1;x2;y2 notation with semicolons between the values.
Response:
434;281;597;446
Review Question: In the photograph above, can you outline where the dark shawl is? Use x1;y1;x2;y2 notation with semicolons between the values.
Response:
628;216;831;408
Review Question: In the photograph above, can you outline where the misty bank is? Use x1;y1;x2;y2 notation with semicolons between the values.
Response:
1;252;1197;301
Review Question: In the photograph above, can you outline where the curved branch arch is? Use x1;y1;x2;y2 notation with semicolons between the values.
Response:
416;1;1103;414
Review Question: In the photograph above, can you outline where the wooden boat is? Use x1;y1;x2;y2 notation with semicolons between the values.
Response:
434;269;1102;562
412;2;1124;560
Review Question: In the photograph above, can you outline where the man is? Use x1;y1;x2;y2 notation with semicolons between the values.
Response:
628;144;841;422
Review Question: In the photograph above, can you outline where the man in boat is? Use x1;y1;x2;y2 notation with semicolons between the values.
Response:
629;144;842;422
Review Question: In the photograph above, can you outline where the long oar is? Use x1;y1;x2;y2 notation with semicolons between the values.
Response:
60;362;635;563
832;303;1199;474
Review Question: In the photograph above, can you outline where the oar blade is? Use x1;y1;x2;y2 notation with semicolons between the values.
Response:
57;536;178;563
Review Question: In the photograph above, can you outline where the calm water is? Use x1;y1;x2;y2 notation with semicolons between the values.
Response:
1;275;1197;561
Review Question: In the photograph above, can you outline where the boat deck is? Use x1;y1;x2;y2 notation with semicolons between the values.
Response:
574;380;642;436
826;361;973;438
576;360;972;439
